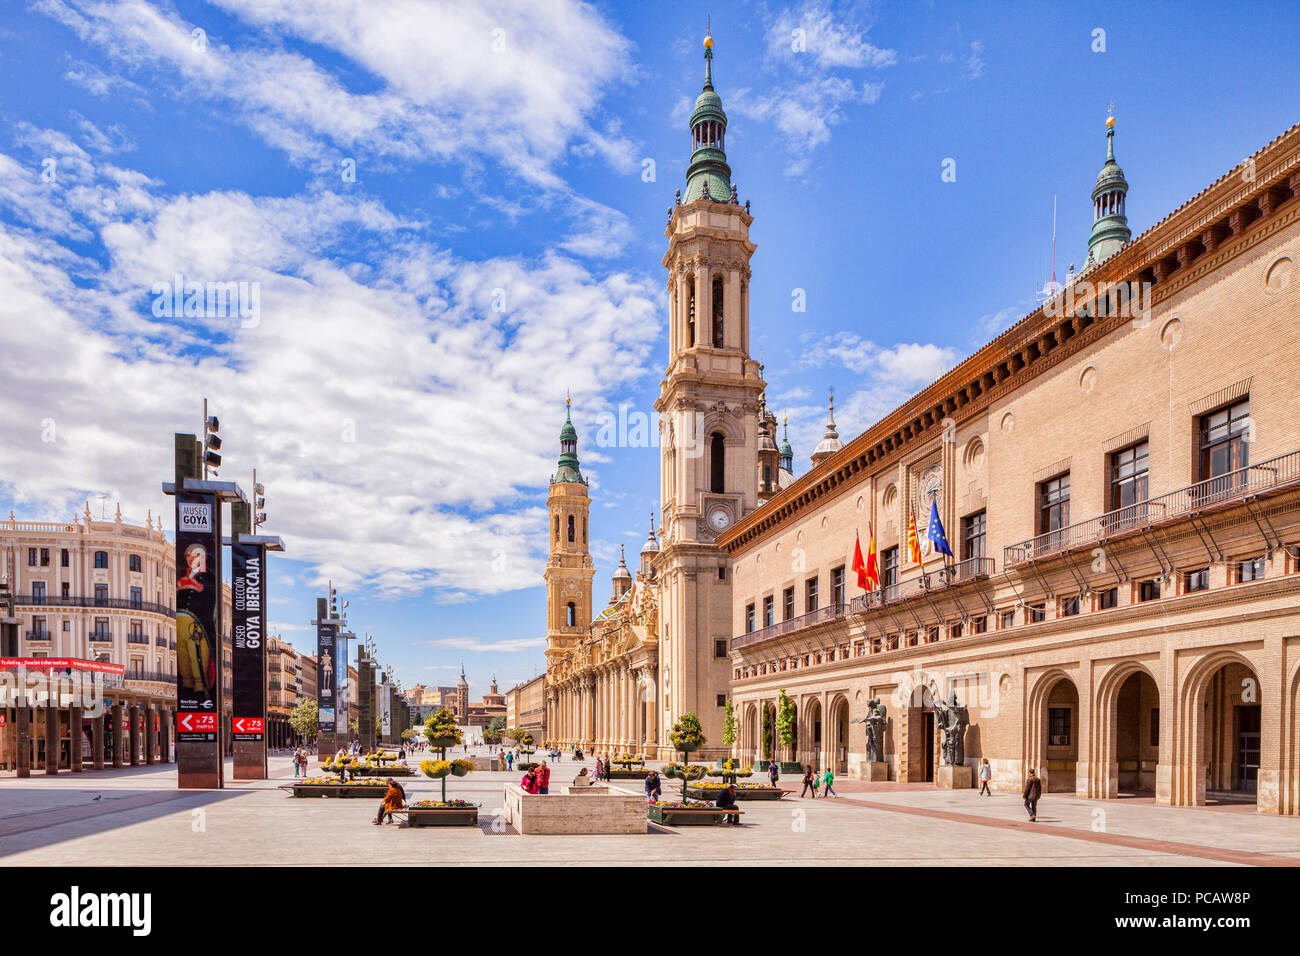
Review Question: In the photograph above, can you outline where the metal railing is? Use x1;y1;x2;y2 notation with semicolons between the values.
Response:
1004;449;1300;567
730;603;845;652
848;556;996;614
89;632;113;643
125;670;174;684
15;594;174;617
127;634;149;645
25;630;50;641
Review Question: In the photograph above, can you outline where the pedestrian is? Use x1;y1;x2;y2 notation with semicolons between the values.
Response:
594;755;603;781
506;751;514;771
821;767;837;798
292;747;302;777
768;760;779;789
800;764;817;798
521;767;539;794
1022;767;1042;822
645;770;662;803
374;777;405;825
538;761;551;795
979;758;992;796
715;783;741;825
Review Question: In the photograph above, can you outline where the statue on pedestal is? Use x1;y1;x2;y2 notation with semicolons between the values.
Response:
851;697;887;763
930;689;969;766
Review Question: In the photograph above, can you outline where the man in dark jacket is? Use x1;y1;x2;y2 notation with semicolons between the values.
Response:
715;784;741;825
1022;768;1042;822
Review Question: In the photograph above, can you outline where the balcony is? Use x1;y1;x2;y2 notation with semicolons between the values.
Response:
125;670;174;684
127;633;149;645
16;594;174;617
848;556;996;614
154;634;168;647
731;603;846;652
89;632;113;644
25;630;51;641
1004;449;1300;567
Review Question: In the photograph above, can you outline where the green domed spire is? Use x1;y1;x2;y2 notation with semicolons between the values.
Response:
778;417;794;471
553;396;586;484
1087;110;1131;265
683;30;735;205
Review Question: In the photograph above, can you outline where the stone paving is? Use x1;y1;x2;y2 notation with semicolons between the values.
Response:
0;748;1297;866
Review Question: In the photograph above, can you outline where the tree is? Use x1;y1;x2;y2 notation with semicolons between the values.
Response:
348;717;359;738
776;689;797;761
483;715;506;745
721;698;739;784
669;712;706;799
289;698;318;743
400;728;415;742
761;706;774;762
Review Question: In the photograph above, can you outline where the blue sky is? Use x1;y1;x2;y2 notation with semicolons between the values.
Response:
1;0;1295;695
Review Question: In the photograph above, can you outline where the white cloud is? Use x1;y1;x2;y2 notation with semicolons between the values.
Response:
767;3;897;69
424;637;546;653
802;332;957;382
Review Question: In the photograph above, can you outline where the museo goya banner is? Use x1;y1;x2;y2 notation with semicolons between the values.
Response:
316;620;338;734
175;491;221;741
231;541;265;741
381;683;391;737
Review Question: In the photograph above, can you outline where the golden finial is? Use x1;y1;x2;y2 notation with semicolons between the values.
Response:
1106;100;1115;128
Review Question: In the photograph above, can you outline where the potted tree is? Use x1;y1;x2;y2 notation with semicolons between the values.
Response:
651;713;727;826
410;707;479;826
777;689;802;774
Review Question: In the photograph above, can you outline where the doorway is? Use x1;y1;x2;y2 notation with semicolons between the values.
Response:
1235;705;1260;793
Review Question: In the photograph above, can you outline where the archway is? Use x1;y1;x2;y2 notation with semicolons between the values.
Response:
830;696;850;774
1027;670;1080;794
742;702;757;764
761;702;776;765
802;698;822;768
1175;655;1264;807
1116;670;1160;795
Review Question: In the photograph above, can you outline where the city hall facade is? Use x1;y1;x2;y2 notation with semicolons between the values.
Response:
719;120;1300;814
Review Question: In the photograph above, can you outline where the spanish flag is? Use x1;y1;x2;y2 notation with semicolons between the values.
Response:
906;508;924;565
852;527;879;591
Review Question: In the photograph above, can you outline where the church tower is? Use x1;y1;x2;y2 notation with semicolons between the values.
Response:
653;30;765;757
544;398;595;664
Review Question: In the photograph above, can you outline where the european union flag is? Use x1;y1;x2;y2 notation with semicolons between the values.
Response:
927;499;953;558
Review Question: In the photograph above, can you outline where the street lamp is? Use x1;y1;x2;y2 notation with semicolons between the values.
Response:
202;399;221;477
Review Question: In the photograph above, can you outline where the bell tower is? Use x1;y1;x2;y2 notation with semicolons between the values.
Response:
544;398;594;663
653;30;765;757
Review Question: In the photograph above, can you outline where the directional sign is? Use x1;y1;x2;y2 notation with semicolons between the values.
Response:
178;713;217;733
232;716;264;738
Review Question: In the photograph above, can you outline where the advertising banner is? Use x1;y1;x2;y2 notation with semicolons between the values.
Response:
231;541;265;741
380;683;391;738
316;620;338;734
175;490;220;742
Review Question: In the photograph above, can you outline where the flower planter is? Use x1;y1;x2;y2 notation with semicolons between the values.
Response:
647;805;729;826
778;762;803;775
686;784;784;801
353;766;413;776
607;768;649;779
405;806;480;827
426;735;460;748
285;784;388;798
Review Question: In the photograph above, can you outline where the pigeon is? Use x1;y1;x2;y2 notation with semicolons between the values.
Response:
92;794;101;801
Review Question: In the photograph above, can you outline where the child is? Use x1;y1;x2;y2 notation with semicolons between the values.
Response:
821;767;837;797
979;758;992;796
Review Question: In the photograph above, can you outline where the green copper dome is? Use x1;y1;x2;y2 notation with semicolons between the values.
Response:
553;399;586;484
683;37;735;205
1088;115;1131;265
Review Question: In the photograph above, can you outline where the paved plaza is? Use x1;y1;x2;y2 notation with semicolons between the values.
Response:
2;748;1298;866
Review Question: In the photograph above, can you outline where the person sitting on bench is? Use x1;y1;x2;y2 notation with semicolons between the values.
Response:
374;777;405;825
715;783;741;825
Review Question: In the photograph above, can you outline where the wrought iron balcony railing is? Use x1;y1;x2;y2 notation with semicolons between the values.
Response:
16;594;175;617
730;603;846;652
1004;449;1300;567
847;556;996;615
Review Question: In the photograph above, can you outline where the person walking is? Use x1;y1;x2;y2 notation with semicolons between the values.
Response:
768;760;779;789
645;770;662;803
538;761;551;795
979;758;992;796
1022;767;1042;822
506;751;514;772
821;767;837;798
593;755;603;781
800;764;817;798
292;747;302;778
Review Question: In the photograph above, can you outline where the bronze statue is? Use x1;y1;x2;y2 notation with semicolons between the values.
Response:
930;689;969;766
851;696;888;763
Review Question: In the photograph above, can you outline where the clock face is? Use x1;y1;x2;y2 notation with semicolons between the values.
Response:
708;508;731;531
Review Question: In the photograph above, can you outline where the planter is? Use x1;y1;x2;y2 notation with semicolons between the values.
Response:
778;762;803;775
353;766;413;776
518;762;539;772
607;768;649;779
406;806;480;827
285;784;388;798
426;735;460;748
686;784;784;801
647;805;728;826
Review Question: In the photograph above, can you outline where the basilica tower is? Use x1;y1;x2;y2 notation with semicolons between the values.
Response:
652;31;765;757
544;399;595;664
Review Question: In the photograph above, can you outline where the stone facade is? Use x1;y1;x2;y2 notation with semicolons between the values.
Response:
719;121;1300;814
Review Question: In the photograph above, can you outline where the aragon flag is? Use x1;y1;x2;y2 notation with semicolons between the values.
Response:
906;508;924;565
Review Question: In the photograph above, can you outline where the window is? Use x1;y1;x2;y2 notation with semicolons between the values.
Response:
1150;708;1160;747
805;577;819;612
129;621;144;643
716;694;727;707
962;511;986;561
745;603;755;633
711;276;724;348
130;587;143;609
1048;707;1072;746
927;626;940;643
566;515;575;543
1038;473;1071;542
1139;579;1161;602
831;565;845;607
1185;568;1210;593
783;587;795;621
1097;587;1118;610
709;432;725;493
40;548;50;567
714;640;728;659
31;582;46;604
31;616;47;638
129;553;142;572
27;548;36;566
1027;603;1046;623
565;602;576;627
61;548;69;567
1110;441;1150;511
1000;608;1015;629
61;582;70;598
763;595;775;627
717;565;726;581
62;620;70;632
971;616;988;634
1060;595;1080;617
881;547;899;589
1238;556;1266;583
1199;399;1250;482
92;618;110;639
94;550;108;569
94;584;108;606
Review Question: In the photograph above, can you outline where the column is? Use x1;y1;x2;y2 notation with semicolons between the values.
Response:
15;706;30;777
110;703;124;768
128;703;142;766
70;706;83;773
160;707;172;764
44;706;59;775
144;704;156;765
92;711;105;770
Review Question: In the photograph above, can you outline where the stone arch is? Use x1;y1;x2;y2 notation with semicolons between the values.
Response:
1171;648;1265;809
800;697;823;767
742;701;758;764
1282;663;1300;815
828;693;851;774
1025;668;1079;794
1087;660;1160;800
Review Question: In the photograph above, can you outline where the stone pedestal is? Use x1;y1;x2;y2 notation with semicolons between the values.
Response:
863;761;889;781
936;764;974;789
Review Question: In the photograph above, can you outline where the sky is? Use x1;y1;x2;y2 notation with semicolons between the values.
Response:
0;0;1295;695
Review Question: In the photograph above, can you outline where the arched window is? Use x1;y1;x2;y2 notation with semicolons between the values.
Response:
566;602;576;627
686;276;697;346
554;515;559;541
567;515;575;543
94;551;108;569
712;276;724;348
710;432;725;493
583;518;587;543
